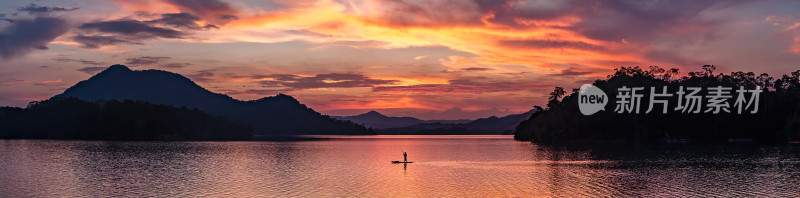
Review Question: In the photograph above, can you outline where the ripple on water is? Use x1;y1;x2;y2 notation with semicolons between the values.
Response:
1;138;799;197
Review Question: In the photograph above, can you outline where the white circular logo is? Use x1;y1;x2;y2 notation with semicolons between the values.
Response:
578;84;608;115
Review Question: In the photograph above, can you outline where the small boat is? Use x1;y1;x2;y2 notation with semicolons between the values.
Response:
391;161;413;163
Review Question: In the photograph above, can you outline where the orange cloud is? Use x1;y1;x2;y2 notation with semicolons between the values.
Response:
108;0;180;13
83;0;767;118
40;79;63;84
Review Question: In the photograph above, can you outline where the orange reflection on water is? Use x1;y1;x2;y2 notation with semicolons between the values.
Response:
2;137;800;197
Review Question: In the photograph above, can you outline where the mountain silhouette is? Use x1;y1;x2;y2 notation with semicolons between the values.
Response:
463;109;537;132
333;110;424;129
341;109;536;135
56;65;373;135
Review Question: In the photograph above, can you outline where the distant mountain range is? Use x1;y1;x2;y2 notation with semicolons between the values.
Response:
332;111;473;129
333;111;425;129
55;65;373;135
334;110;535;135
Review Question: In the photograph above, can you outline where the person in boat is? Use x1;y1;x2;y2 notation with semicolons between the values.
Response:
403;152;407;163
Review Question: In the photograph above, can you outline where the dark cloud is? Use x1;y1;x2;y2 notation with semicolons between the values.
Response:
73;11;228;48
567;0;740;42
257;73;398;89
161;63;192;68
363;0;746;48
124;56;189;68
218;15;238;21
77;66;107;74
164;0;239;25
355;0;573;28
642;49;702;67
74;19;188;48
78;20;185;38
146;12;218;30
51;57;106;66
373;78;546;94
125;56;170;65
72;35;138;48
461;67;493;71
473;0;572;27
467;0;745;39
477;0;745;43
1;79;28;84
17;3;78;15
551;67;593;77
255;74;298;81
186;69;216;82
362;0;484;27
0;17;70;60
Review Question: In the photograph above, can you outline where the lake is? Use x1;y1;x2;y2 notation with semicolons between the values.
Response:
1;135;799;197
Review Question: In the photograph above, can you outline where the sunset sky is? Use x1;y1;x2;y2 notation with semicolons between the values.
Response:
2;0;800;119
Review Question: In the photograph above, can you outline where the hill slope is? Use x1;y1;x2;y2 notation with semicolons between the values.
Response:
333;111;425;129
369;110;536;135
0;98;252;140
56;65;373;135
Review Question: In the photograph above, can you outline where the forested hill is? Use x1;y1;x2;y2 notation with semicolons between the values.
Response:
515;65;800;144
55;65;373;135
0;98;252;140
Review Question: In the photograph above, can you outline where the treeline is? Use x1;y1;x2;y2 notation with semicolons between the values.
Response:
0;98;252;140
515;65;800;144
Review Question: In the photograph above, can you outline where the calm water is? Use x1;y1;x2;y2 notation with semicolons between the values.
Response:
1;135;799;197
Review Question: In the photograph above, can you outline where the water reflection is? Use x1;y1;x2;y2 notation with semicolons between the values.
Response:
0;136;799;197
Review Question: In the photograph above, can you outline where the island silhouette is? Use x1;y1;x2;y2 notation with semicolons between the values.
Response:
515;65;800;144
0;98;252;140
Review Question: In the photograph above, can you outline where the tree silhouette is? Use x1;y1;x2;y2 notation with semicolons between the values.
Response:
515;65;800;144
0;98;252;140
547;87;566;109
